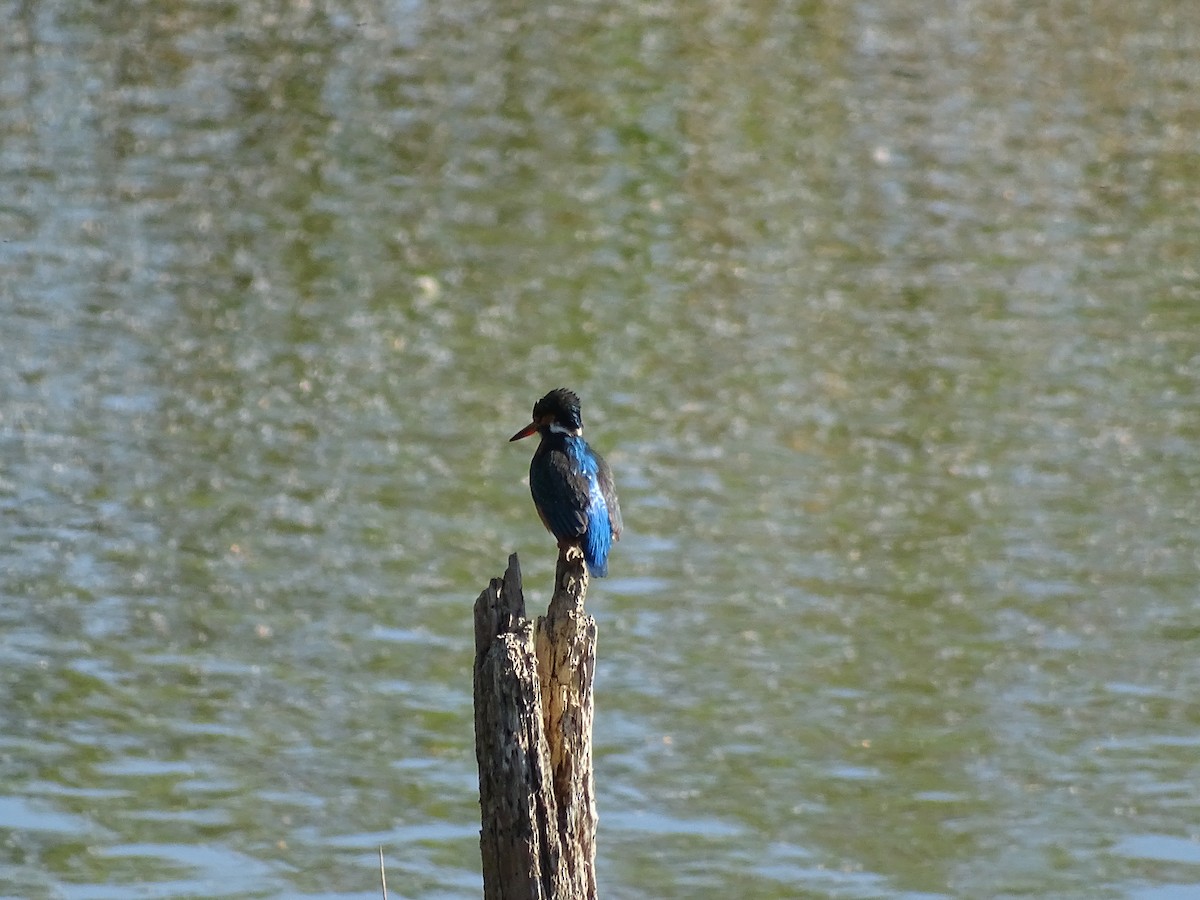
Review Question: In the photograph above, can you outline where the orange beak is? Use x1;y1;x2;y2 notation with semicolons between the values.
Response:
509;421;539;442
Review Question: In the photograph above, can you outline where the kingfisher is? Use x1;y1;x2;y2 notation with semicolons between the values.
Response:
510;388;622;577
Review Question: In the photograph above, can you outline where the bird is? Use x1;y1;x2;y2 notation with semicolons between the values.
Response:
510;388;622;577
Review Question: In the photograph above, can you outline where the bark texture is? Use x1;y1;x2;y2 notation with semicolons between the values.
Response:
473;550;597;900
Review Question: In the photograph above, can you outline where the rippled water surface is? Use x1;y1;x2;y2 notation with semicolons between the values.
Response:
2;1;1199;898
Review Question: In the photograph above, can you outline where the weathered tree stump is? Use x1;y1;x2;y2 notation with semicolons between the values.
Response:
473;549;597;900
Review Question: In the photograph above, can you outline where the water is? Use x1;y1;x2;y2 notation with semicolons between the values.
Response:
2;1;1198;897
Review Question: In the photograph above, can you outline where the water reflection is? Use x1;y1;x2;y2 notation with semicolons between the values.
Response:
2;1;1198;897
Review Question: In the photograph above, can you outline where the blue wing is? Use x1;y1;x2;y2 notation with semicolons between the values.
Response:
529;437;621;577
570;439;620;577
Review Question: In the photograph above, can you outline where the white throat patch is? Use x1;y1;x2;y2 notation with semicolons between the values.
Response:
548;422;582;436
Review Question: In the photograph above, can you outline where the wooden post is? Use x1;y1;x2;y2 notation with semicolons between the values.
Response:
473;549;597;900
535;547;597;898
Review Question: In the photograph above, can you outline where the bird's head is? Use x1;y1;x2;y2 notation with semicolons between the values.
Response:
509;388;584;441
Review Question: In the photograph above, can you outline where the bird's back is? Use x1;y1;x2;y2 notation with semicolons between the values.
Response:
531;434;620;576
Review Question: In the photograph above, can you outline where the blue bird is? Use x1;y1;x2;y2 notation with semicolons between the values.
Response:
510;388;623;577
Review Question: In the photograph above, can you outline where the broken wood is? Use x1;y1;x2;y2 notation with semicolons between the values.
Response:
473;548;597;900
